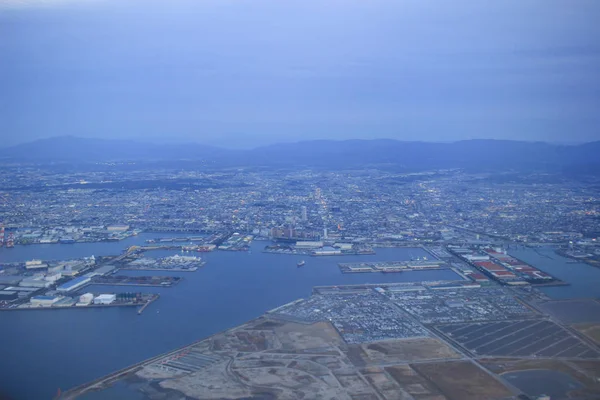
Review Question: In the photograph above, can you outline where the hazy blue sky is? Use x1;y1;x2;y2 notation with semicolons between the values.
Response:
1;0;599;147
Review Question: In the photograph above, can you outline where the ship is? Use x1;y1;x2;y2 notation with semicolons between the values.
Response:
297;260;305;267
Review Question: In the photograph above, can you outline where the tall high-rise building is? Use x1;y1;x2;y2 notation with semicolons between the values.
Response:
301;206;307;221
315;187;321;199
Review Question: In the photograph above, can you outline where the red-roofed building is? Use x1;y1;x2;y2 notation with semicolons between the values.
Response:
474;261;507;271
492;270;516;278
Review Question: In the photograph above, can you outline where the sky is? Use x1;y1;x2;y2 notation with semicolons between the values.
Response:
1;0;599;148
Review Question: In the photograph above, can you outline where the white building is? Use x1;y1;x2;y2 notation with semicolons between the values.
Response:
93;294;116;305
25;260;48;270
334;243;353;250
77;293;94;306
107;224;129;232
464;254;490;261
44;273;62;283
295;241;323;248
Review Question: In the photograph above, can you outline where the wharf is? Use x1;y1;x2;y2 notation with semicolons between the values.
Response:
137;294;160;315
119;266;199;272
92;275;182;287
339;260;445;273
0;303;140;312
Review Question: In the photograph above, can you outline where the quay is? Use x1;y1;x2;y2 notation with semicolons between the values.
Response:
137;294;160;315
0;302;139;312
91;275;182;287
338;259;446;273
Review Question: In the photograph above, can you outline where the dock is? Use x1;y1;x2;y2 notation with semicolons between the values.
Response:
138;294;160;315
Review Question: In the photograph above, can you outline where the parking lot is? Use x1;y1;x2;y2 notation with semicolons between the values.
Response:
273;292;429;343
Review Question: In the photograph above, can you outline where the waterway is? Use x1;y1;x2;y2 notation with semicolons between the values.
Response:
0;238;599;399
509;246;600;299
0;234;451;400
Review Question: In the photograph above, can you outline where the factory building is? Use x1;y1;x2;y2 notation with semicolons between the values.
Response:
0;291;18;301
44;273;62;283
19;277;51;288
295;241;323;248
76;293;94;306
25;260;48;270
107;224;130;232
30;295;61;307
93;294;116;305
57;276;91;292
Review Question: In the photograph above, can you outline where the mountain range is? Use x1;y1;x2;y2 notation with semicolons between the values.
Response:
1;136;599;173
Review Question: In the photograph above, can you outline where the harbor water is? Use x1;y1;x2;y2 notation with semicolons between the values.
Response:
0;236;598;399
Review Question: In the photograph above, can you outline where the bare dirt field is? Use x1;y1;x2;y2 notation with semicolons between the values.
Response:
573;322;600;345
364;337;461;363
385;364;446;400
411;360;513;400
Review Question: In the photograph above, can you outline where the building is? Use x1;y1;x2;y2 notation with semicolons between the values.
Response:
25;260;48;270
44;273;62;283
77;292;94;306
30;295;61;307
0;291;18;301
0;276;23;286
93;265;116;276
93;294;116;305
313;249;342;256
47;264;64;274
107;224;130;232
334;243;353;250
19;277;51;288
57;276;91;292
295;241;323;248
301;206;307;221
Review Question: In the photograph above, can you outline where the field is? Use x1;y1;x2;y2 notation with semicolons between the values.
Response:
573;322;600;345
411;361;513;400
385;364;446;400
362;338;461;363
437;319;599;358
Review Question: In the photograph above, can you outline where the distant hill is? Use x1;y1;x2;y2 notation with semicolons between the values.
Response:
0;136;599;173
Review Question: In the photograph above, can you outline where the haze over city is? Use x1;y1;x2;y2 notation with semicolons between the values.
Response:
2;0;600;147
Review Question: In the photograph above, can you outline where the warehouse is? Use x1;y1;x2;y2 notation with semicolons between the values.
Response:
19;277;51;288
0;291;18;301
30;295;61;307
93;294;116;305
77;293;94;306
57;276;91;292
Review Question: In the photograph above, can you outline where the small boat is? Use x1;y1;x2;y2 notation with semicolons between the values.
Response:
297;260;305;267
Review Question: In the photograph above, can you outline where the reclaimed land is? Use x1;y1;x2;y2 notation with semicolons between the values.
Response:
410;360;513;400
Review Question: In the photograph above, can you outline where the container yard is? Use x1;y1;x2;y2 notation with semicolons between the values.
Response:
122;254;205;271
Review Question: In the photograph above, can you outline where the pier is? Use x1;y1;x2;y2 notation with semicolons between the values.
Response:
137;294;160;315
